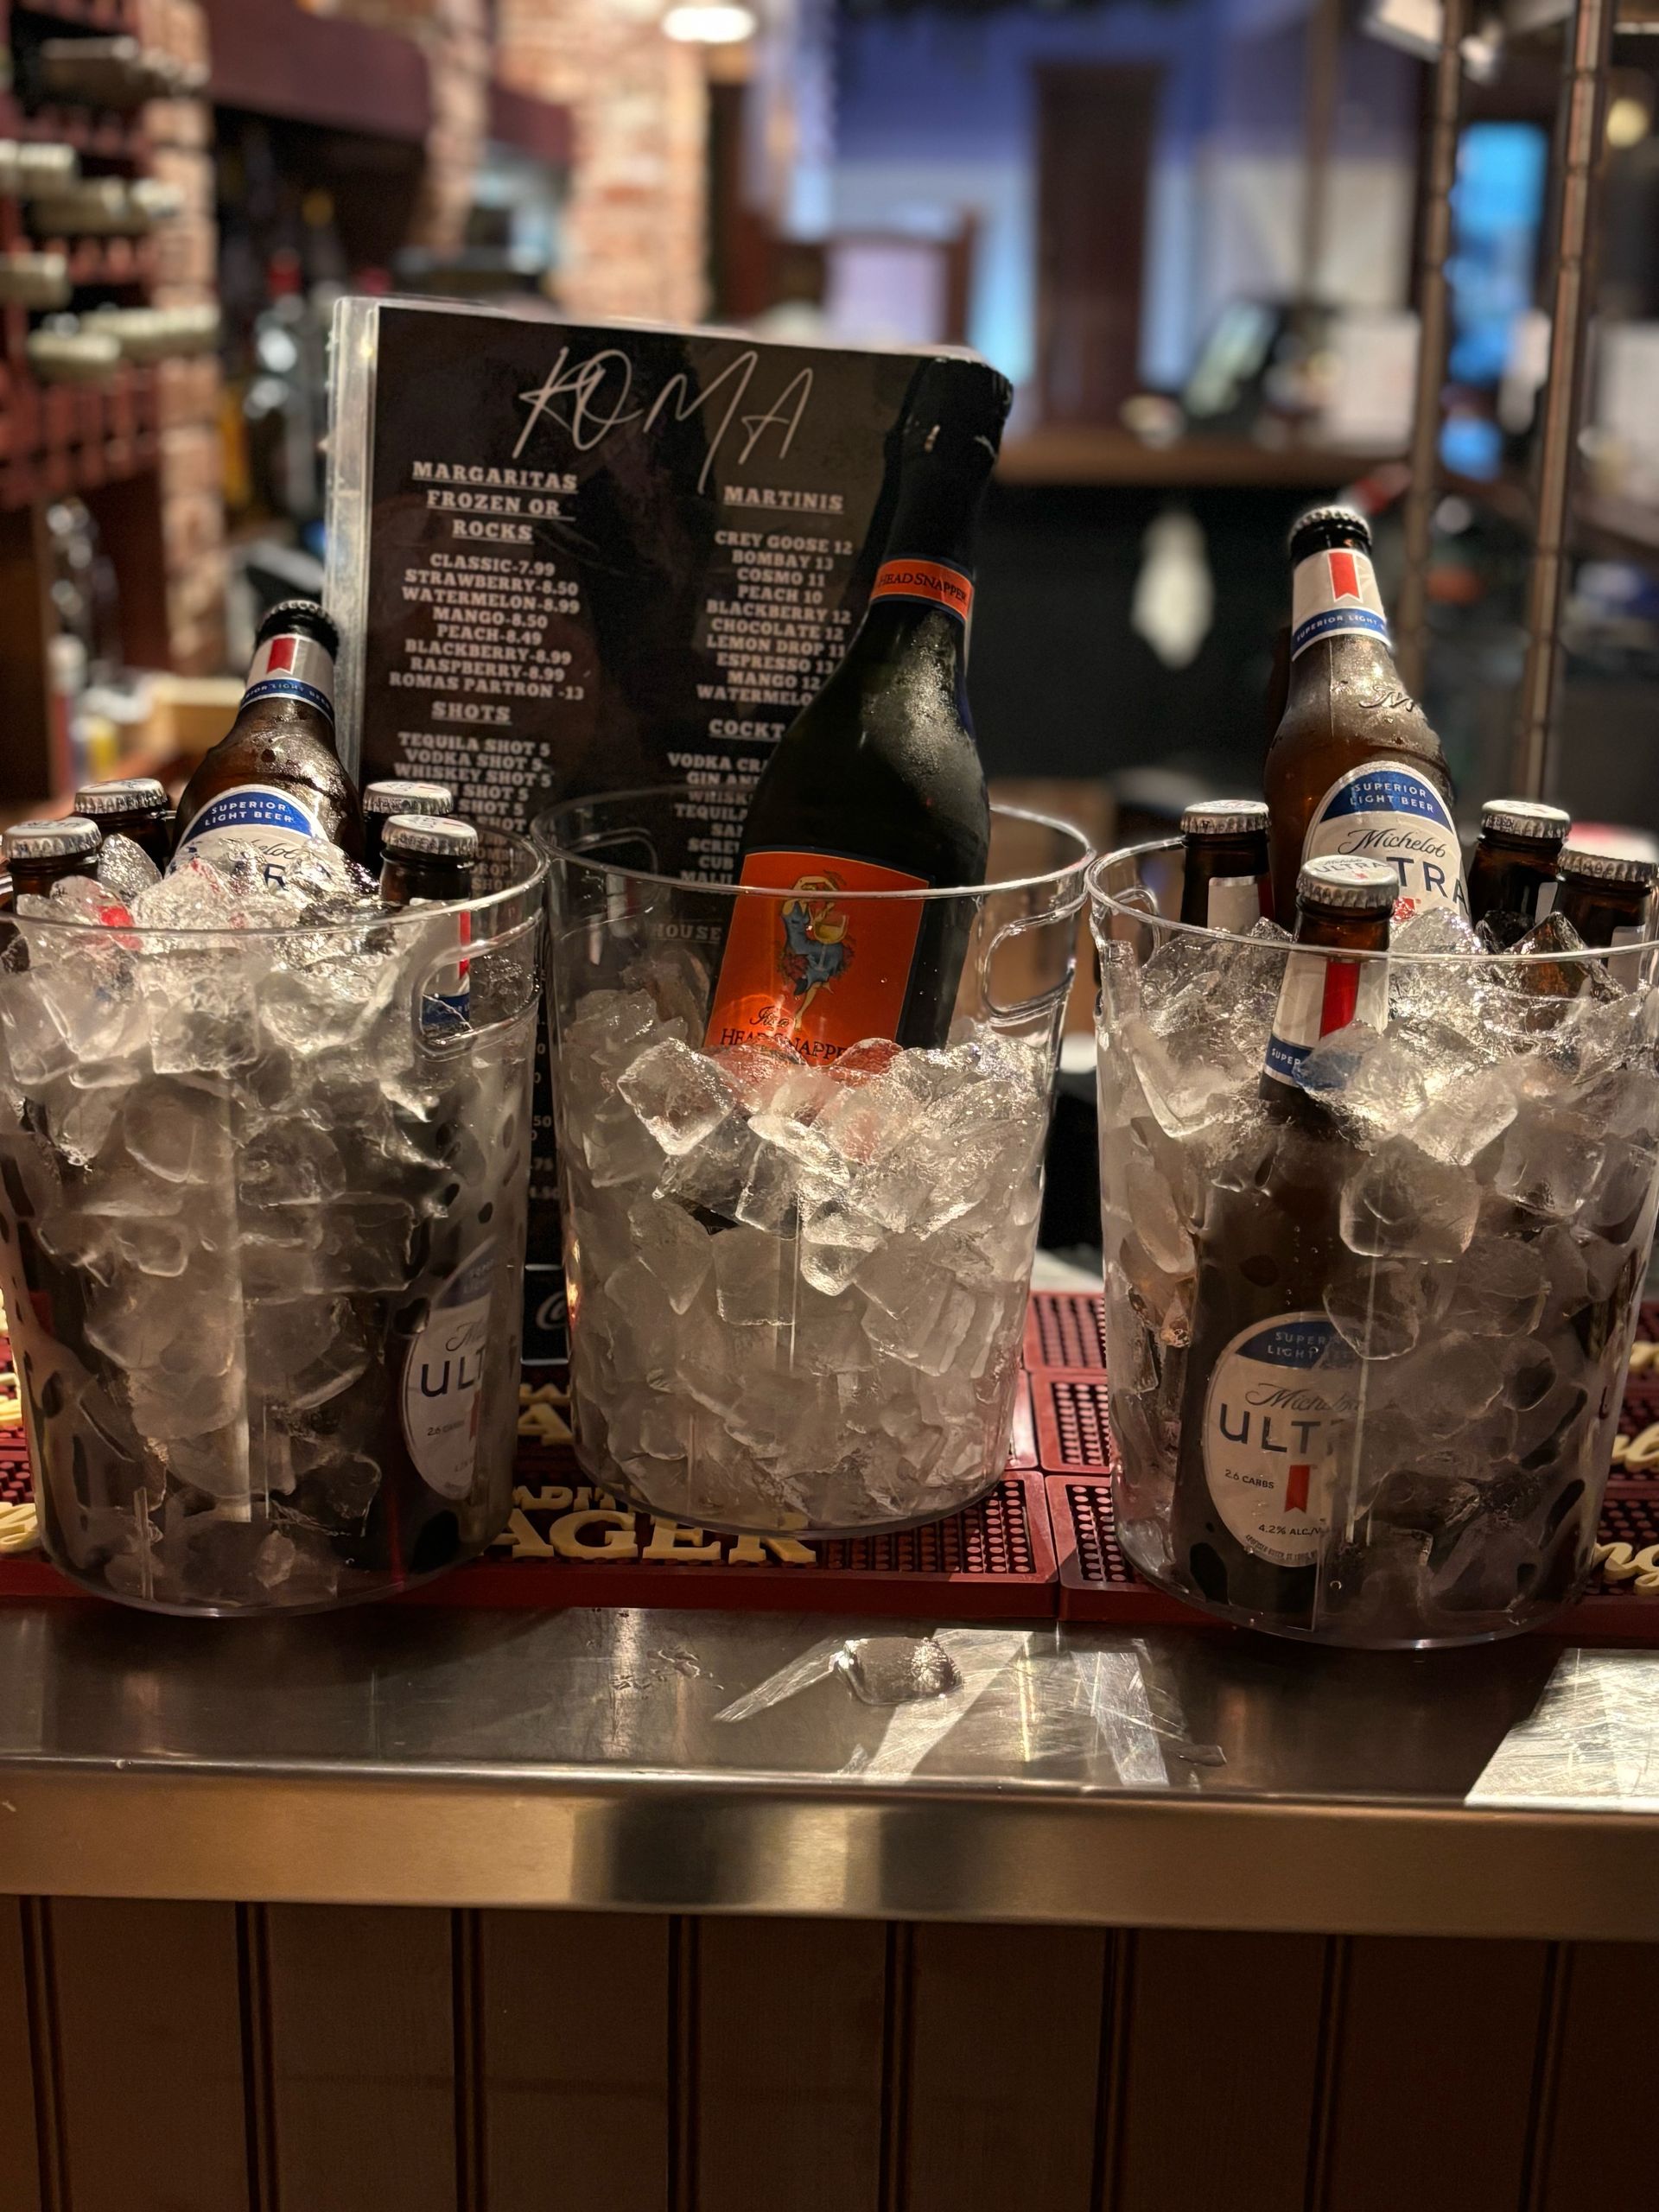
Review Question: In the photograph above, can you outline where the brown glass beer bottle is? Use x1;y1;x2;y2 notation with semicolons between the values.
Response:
171;600;362;882
1173;855;1395;1629
1263;508;1462;925
1179;799;1273;931
1466;799;1569;947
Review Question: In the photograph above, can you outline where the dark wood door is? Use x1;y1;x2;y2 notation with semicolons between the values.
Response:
1036;64;1161;425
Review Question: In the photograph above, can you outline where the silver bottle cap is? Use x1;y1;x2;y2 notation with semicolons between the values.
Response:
4;815;99;861
364;779;454;819
1296;855;1397;913
1181;799;1270;837
73;777;168;817
382;814;478;863
1559;845;1657;889
1479;799;1570;842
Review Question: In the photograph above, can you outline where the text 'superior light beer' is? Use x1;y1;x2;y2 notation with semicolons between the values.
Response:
704;356;1014;1060
1467;798;1570;947
170;600;362;880
1179;799;1274;931
1263;507;1463;924
1172;855;1395;1626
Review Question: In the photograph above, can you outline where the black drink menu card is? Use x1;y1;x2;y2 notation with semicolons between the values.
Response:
324;296;1001;1376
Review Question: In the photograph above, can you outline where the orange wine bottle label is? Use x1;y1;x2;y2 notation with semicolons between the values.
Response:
868;558;974;622
704;849;930;1063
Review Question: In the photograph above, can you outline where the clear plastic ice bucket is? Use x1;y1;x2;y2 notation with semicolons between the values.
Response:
0;830;543;1613
538;788;1090;1539
1090;835;1659;1648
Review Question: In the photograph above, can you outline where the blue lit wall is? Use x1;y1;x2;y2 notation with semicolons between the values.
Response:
828;0;1422;394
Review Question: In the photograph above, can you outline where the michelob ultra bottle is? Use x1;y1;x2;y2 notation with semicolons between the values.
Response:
1263;508;1463;924
704;355;1013;1059
171;600;362;880
1173;855;1394;1626
1554;845;1656;988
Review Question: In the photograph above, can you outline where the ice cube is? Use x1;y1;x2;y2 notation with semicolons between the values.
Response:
123;1083;233;1185
1339;1139;1479;1263
1126;1150;1194;1278
1443;1237;1548;1337
1323;1255;1448;1360
96;834;162;904
1493;1108;1606;1220
630;1196;714;1314
133;858;237;931
1386;1331;1507;1431
1411;1061;1517;1166
141;956;261;1076
712;1225;796;1328
617;1038;735;1155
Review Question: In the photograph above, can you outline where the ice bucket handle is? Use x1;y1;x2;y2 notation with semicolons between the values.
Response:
977;875;1089;1032
404;902;543;1054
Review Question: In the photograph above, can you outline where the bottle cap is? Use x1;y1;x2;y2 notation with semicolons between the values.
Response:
1181;798;1270;837
73;776;168;817
1296;855;1397;913
256;598;339;654
364;779;454;819
4;815;99;861
1479;799;1571;842
1559;845;1658;889
1288;505;1373;559
382;814;478;864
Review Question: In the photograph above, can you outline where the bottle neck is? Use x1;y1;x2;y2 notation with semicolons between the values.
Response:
1287;544;1393;671
241;628;338;743
1556;880;1649;948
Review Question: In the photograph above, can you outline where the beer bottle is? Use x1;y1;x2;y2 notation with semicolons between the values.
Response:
380;815;477;1033
704;356;1013;1060
3;817;100;902
1173;855;1395;1628
171;600;362;881
1467;799;1569;947
73;777;171;870
1263;507;1463;925
362;779;454;876
1179;799;1273;931
1554;846;1656;986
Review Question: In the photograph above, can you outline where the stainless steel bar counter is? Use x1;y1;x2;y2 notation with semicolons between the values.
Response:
1;1600;1656;1937
3;1600;1657;2212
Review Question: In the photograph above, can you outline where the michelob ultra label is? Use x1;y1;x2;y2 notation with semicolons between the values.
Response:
1302;761;1466;919
1203;1313;1356;1567
1262;944;1388;1090
241;629;336;724
170;782;332;885
1290;546;1389;658
403;1243;495;1498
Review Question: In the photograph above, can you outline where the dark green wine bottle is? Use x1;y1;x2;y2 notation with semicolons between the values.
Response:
705;355;1013;1062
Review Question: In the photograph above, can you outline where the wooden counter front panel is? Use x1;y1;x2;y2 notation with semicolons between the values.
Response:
0;1897;1650;2211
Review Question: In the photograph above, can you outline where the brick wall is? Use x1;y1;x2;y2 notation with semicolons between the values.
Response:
496;0;708;327
139;0;223;674
328;0;490;252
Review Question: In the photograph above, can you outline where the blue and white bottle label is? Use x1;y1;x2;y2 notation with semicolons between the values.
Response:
1303;762;1467;918
1262;946;1388;1090
403;1243;495;1499
1290;547;1389;658
1203;1313;1356;1567
170;782;331;885
239;631;335;725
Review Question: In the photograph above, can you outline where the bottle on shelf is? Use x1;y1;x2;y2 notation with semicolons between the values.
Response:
1179;799;1274;931
81;304;221;364
1466;799;1570;947
73;779;172;870
27;175;181;238
363;780;455;876
170;600;363;881
0;251;69;308
0;142;79;199
704;356;1014;1060
35;36;156;110
1173;855;1396;1629
379;816;478;1034
26;326;120;383
1262;507;1464;925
